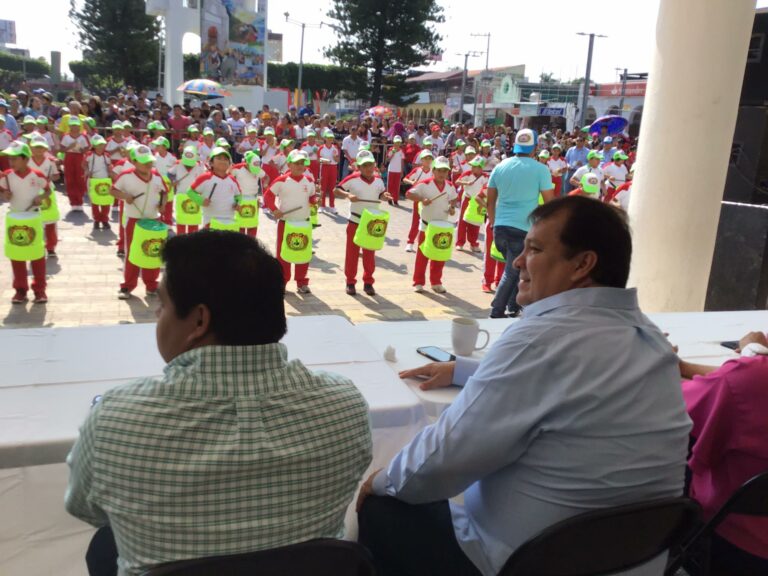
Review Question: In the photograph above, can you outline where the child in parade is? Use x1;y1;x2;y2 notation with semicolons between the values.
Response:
60;117;90;211
402;149;434;252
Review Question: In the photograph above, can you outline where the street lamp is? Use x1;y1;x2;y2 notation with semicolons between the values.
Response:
284;12;322;107
576;32;607;128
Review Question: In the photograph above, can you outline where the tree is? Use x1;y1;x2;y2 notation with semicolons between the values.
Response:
324;0;444;106
69;0;160;89
539;72;560;83
0;53;50;77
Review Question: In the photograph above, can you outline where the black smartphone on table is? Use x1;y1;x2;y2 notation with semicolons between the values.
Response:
720;340;740;351
417;346;456;362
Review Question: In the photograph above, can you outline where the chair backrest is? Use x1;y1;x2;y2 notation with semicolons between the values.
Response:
498;497;701;576
708;469;768;527
141;538;376;576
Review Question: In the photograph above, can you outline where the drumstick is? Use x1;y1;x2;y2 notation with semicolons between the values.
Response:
280;205;303;216
208;183;217;200
357;199;380;204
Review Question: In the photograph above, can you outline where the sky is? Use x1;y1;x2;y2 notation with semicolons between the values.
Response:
3;0;768;85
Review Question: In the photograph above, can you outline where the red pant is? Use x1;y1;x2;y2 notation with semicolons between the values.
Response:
45;223;57;252
407;201;420;244
456;196;480;247
387;172;401;205
0;156;9;172
483;221;504;285
319;164;338;208
413;231;445;286
11;258;46;293
64;152;86;206
552;176;563;196
161;202;173;226
277;220;309;287
121;218;160;292
117;202;125;252
345;222;376;286
309;160;320;180
176;224;199;235
91;204;110;224
240;227;258;237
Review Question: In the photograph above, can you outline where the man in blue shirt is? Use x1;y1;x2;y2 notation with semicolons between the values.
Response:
0;100;19;137
564;134;589;194
486;128;555;318
357;196;692;576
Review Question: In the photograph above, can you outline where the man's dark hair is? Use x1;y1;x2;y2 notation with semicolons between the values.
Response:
529;196;632;288
162;231;287;345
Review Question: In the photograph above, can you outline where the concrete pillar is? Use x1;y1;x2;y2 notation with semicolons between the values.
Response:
628;0;757;312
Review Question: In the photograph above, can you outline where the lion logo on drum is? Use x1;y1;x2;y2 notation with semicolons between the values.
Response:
286;232;309;251
432;231;453;250
95;182;111;196
367;218;388;238
182;199;200;214
40;196;52;210
141;238;165;258
8;225;36;246
238;204;257;219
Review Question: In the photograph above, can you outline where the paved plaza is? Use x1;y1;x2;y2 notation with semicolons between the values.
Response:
0;188;500;328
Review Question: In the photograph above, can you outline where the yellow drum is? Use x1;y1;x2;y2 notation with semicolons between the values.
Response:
209;218;240;232
5;212;45;261
40;184;60;223
234;197;260;229
174;191;203;226
490;241;505;262
128;219;168;269
88;178;114;206
280;220;312;264
353;209;389;251
462;195;486;225
420;220;455;262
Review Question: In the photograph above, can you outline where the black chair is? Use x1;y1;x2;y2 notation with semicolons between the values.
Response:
141;538;376;576
498;497;700;576
665;470;768;576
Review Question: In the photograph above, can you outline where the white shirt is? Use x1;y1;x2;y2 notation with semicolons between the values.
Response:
341;135;361;161
189;172;241;224
153;152;177;178
236;137;260;154
547;157;568;178
199;142;214;164
2;168;49;213
105;137;127;161
300;142;319;161
226;118;246;140
409;177;458;230
114;169;166;220
430;135;445;153
168;162;205;194
338;172;386;224
319;144;339;165
38;130;56;151
260;142;279;163
267;173;316;222
603;162;629;188
30;155;60;181
0;129;13;151
457;170;488;199
616;184;632;211
61;134;90;154
231;165;265;197
85;152;111;179
572;165;604;185
386;148;404;173
405;166;432;186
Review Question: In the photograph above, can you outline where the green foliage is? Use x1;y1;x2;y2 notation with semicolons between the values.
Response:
324;0;443;106
68;60;124;92
0;52;50;77
69;0;160;89
184;53;201;82
539;72;560;83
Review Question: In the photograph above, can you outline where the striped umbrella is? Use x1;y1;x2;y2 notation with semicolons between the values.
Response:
176;79;232;99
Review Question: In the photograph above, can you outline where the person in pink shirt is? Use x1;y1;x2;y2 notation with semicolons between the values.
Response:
679;330;768;575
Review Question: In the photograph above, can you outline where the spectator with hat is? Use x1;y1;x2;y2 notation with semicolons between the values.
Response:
599;136;618;168
569;150;605;193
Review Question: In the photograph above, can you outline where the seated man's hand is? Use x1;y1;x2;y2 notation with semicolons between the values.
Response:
356;468;383;513
399;361;456;391
739;331;768;352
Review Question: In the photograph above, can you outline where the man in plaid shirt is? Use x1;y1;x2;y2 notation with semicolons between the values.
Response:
65;231;372;576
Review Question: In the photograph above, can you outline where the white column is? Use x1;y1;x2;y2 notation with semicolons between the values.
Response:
628;0;756;312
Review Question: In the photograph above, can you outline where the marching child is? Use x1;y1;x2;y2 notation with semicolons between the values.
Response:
59;117;90;211
274;139;294;174
36;116;57;153
547;144;567;196
179;125;201;154
84;134;113;230
263;149;318;293
385;135;404;206
406;155;458;294
112;141;139;257
230;150;268;237
29;137;61;257
236;125;260;157
199;127;215;164
0;115;14;171
188;146;241;228
318;130;340;213
105;120;128;162
260;127;280;182
111;144;167;300
402;149;433;252
478;184;503;293
21;116;37;138
0;141;51;303
168;146;206;234
300;130;320;180
455;155;488;252
334;149;391;296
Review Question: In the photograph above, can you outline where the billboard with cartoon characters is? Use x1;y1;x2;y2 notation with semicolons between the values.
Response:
200;0;266;87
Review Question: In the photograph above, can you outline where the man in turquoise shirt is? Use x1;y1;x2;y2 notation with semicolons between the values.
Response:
486;128;555;318
357;197;691;576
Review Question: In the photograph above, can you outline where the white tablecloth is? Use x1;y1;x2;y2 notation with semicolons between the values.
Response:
0;316;428;576
357;310;768;418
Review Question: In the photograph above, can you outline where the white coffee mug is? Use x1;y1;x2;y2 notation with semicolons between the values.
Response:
451;317;490;356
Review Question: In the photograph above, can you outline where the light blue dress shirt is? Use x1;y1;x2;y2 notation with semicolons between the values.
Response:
565;145;588;171
373;287;692;576
487;156;553;232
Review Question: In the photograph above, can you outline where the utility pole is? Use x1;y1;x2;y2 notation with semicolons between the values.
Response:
285;13;322;107
617;67;628;117
577;32;607;128
471;32;491;127
457;51;482;124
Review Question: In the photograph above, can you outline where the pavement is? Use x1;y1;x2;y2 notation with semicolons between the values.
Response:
0;188;507;329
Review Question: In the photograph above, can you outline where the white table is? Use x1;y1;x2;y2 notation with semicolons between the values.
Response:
0;316;428;576
357;310;768;418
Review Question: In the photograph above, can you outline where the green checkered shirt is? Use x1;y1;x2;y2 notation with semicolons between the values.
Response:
65;343;372;576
